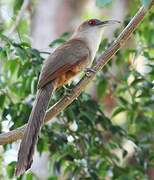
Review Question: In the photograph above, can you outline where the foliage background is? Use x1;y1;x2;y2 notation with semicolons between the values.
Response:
0;0;154;179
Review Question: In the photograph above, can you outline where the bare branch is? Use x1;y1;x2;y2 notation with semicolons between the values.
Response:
8;0;30;36
0;1;154;145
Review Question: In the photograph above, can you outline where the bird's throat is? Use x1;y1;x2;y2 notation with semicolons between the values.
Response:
72;29;103;61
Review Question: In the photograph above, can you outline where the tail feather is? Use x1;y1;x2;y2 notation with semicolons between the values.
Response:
15;83;53;176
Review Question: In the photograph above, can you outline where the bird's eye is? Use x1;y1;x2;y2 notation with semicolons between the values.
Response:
88;19;97;26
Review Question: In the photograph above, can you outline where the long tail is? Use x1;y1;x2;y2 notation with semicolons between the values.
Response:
15;83;54;176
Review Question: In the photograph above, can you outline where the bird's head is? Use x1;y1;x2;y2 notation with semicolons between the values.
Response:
76;19;120;33
72;18;120;60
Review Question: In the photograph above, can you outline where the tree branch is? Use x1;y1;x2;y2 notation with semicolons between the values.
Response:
0;1;154;145
8;0;30;36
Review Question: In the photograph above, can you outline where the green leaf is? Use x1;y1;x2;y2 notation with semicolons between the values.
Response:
0;34;13;45
96;78;107;98
110;125;124;135
26;173;33;180
13;0;23;13
49;39;66;47
6;59;19;75
60;32;70;39
0;94;5;107
17;19;29;36
15;46;27;59
130;78;144;86
118;96;129;107
31;78;37;94
27;48;42;61
6;161;16;178
112;106;126;117
96;0;113;7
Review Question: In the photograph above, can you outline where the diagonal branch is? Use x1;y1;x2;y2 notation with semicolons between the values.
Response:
0;1;154;145
8;0;30;36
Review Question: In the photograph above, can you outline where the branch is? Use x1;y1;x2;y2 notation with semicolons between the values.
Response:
0;1;154;145
8;0;30;36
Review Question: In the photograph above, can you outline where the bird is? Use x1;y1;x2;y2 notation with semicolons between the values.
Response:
15;18;120;176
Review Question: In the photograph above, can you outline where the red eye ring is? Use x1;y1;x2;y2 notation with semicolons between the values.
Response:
88;19;97;25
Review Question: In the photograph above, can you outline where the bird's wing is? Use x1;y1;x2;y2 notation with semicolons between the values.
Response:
38;39;90;89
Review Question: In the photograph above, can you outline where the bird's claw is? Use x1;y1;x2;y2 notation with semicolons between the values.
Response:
63;86;73;96
84;68;96;77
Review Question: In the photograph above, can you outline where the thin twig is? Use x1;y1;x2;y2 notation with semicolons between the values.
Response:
0;1;154;145
8;0;30;36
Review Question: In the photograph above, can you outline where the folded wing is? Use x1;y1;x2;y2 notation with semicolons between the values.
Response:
38;39;90;89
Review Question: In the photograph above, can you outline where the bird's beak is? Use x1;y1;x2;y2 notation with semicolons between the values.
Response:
97;20;121;27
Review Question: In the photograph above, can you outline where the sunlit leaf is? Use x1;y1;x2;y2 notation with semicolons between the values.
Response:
6;162;16;178
26;173;33;180
112;106;126;117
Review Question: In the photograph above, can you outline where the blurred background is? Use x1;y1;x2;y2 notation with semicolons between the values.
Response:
0;0;154;179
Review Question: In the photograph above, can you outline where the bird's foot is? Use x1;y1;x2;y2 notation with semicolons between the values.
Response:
84;68;96;77
63;86;73;96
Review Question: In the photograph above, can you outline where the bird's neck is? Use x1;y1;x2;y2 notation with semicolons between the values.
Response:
72;29;103;61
